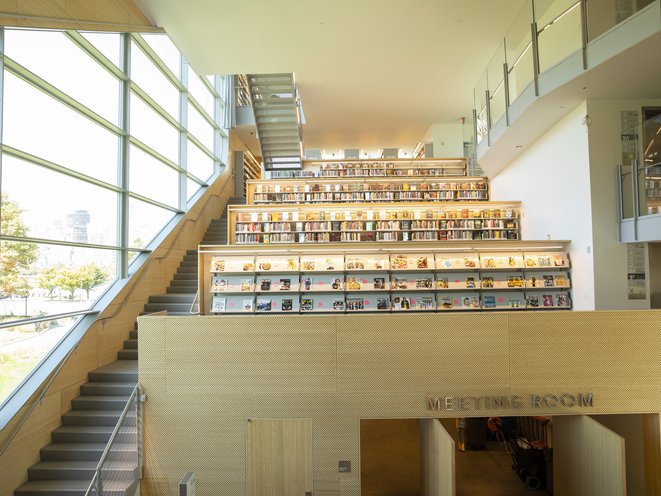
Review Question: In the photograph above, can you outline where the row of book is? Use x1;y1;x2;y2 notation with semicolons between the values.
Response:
210;293;571;313
235;230;520;244
254;181;487;194
253;191;488;203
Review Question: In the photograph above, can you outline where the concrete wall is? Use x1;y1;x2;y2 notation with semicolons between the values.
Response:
585;98;661;310
489;102;596;310
424;123;465;158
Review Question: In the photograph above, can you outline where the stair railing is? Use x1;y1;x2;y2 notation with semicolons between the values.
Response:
85;384;144;496
189;290;200;315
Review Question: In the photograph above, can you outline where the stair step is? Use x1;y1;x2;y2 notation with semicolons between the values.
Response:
129;329;137;339
72;395;131;411
148;294;195;304
173;273;198;280
62;410;134;427
166;286;197;294
80;382;136;396
177;266;198;273
123;339;138;350
169;279;199;287
40;443;111;461
51;425;136;444
180;260;198;267
88;361;138;384
15;478;137;496
143;303;193;313
183;254;198;261
28;460;138;481
118;350;138;360
186;249;198;255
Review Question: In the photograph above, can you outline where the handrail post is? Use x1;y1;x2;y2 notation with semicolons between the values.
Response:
503;62;511;126
580;0;589;69
530;22;540;96
632;157;640;241
485;90;492;146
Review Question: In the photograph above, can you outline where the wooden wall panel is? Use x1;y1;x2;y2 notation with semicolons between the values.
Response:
0;0;161;31
554;415;626;496
643;413;661;496
139;310;661;496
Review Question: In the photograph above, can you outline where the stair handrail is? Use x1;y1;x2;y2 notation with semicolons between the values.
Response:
96;170;234;324
0;171;234;459
189;290;200;315
85;384;143;496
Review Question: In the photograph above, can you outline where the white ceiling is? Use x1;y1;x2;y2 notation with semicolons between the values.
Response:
135;0;528;152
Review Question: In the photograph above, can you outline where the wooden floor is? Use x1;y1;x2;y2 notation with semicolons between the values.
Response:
361;419;538;496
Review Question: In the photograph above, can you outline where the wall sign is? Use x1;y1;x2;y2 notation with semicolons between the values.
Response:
627;243;646;300
426;393;594;412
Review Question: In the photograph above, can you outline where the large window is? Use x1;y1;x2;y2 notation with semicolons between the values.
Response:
0;29;227;405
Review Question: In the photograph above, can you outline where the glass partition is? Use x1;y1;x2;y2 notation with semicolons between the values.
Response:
535;0;582;72
586;0;655;41
641;110;661;215
474;70;488;144
505;0;535;104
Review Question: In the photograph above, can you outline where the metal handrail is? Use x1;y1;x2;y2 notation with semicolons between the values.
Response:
0;171;234;458
85;384;142;496
189;290;200;315
0;309;99;330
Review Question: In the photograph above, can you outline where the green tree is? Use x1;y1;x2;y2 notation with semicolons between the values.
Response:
0;195;39;299
36;266;60;300
77;264;110;300
54;267;83;301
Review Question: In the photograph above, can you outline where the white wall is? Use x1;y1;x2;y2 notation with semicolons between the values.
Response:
490;102;596;310
585;99;661;310
424;123;464;158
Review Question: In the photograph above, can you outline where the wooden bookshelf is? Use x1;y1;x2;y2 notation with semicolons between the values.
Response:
246;176;489;204
228;202;521;245
198;241;572;315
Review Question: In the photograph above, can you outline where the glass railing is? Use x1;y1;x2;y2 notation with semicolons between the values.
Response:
473;0;659;146
617;114;661;220
85;385;143;496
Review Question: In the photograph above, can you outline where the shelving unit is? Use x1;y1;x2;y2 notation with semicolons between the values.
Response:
264;158;468;179
228;202;521;245
247;176;489;204
198;242;572;315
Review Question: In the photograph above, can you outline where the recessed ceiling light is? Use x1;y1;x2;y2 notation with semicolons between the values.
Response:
515;145;523;148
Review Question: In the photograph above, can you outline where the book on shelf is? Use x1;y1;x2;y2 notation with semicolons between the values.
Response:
346;277;361;290
466;277;476;289
331;277;343;290
242;299;254;312
301;298;313;311
437;277;449;289
211;276;227;292
556;293;570;307
508;299;522;308
282;299;293;311
346;298;364;311
279;278;291;290
391;277;408;290
416;278;433;289
543;275;555;287
211;296;226;313
260;279;271;291
542;294;554;307
554;275;568;287
377;297;389;310
256;298;272;311
440;296;453;309
333;299;345;311
507;276;524;288
418;297;434;310
374;277;385;289
483;295;496;308
527;295;540;308
481;277;494;288
240;279;253;292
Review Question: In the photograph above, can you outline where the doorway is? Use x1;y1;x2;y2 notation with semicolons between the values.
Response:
246;418;312;496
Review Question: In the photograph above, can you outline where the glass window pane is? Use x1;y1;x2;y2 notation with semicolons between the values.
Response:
206;75;215;86
129;145;180;207
128;198;175;248
130;92;179;163
3;72;119;184
130;41;180;119
1;155;118;245
187;178;202;201
187;140;214;181
187;104;215;152
5;29;120;124
80;32;121;69
187;66;215;117
0;315;82;403
140;34;181;79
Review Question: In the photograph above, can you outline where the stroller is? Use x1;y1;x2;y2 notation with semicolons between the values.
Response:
507;431;547;490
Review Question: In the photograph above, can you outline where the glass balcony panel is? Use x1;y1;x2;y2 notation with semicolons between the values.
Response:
505;0;534;103
586;0;655;41
536;1;582;72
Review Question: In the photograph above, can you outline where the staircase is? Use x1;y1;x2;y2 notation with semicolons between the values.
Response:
247;73;303;170
13;211;230;496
